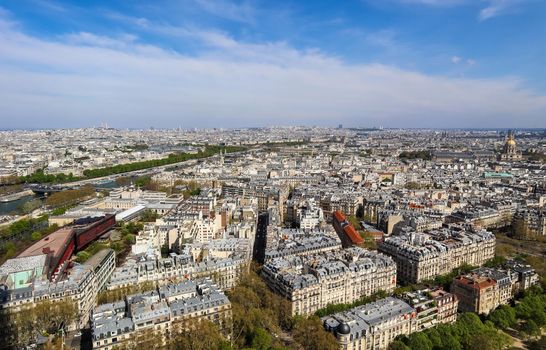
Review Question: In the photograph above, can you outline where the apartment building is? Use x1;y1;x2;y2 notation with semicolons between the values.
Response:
451;262;539;315
262;247;396;316
401;288;458;331
107;252;248;291
264;228;342;262
91;280;231;350
378;229;495;284
323;297;417;350
451;275;498;315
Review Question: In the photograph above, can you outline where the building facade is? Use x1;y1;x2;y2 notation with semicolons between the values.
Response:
378;229;495;284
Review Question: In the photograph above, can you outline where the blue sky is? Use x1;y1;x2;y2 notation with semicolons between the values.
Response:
0;0;545;129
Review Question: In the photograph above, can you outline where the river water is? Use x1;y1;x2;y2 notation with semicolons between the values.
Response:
0;180;118;216
0;195;39;216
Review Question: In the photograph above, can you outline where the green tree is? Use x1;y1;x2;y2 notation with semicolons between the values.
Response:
251;328;272;350
75;251;91;263
292;316;338;350
170;320;230;350
388;340;410;350
440;336;462;350
124;233;135;244
468;329;512;350
406;332;433;350
140;209;159;222
489;306;516;330
424;328;442;349
521;320;541;339
30;231;42;241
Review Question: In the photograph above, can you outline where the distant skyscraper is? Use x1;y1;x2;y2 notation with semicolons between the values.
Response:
338;124;343;129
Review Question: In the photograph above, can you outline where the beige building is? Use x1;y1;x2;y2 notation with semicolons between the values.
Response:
91;280;231;350
323;297;417;350
451;275;498;315
452;263;539;315
378;229;495;284
262;247;396;316
402;288;458;331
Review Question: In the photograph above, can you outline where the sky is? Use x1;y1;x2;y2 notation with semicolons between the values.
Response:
0;0;545;129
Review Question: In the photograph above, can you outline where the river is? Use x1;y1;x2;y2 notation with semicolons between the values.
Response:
0;180;118;216
0;195;42;216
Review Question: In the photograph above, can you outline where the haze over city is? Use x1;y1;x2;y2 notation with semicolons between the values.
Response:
1;0;545;129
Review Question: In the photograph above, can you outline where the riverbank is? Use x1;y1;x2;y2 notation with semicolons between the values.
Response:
0;189;34;203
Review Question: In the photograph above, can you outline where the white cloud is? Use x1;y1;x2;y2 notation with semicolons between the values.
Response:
478;0;522;21
193;0;255;24
0;16;544;129
451;56;476;66
63;32;137;49
383;0;526;21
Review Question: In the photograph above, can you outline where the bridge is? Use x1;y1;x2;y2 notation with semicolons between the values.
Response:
28;184;86;195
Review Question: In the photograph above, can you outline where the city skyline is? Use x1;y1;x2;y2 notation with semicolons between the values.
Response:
1;0;545;129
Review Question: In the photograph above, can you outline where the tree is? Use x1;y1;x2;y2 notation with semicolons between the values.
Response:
170;320;230;350
468;329;512;350
440;335;462;350
489;307;515;330
388;340;410;350
140;209;159;222
45;186;94;207
424;328;442;349
484;255;506;268
531;308;546;327
251;328;272;350
31;231;42;241
521;320;541;339
125;233;135;244
292;316;339;350
76;251;91;263
455;312;485;340
406;332;433;350
431;324;461;350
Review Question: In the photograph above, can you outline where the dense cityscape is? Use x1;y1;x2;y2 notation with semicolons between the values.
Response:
1;0;546;349
0;127;545;350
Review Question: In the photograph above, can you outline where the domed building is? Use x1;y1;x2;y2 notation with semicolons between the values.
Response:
498;130;522;161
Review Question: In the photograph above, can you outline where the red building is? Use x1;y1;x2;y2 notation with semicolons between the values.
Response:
332;211;363;247
17;214;116;281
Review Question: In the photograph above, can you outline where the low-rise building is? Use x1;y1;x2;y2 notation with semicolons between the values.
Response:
401;288;458;331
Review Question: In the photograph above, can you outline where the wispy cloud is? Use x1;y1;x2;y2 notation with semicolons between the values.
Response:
63;32;138;49
193;0;255;24
479;0;523;21
380;0;527;21
31;0;67;13
451;55;476;65
0;14;544;128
